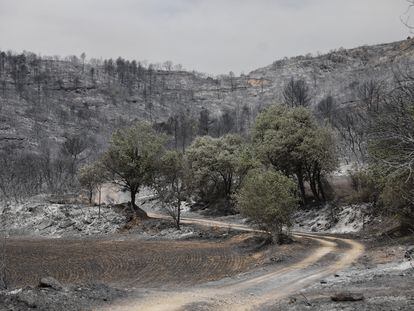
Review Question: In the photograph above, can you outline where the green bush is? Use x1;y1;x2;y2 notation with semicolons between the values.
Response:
380;173;414;224
236;169;298;243
186;134;257;215
348;169;379;204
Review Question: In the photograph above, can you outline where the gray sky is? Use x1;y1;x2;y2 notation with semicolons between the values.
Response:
0;0;410;74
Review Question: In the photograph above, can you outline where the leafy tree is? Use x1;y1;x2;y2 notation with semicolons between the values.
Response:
301;127;337;201
379;173;414;221
78;162;106;206
253;105;337;203
237;169;298;243
100;122;166;217
186;135;256;215
154;151;192;229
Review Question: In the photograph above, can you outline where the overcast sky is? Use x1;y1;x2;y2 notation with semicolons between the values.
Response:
0;0;410;74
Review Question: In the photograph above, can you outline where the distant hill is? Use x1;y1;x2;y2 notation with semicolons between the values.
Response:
1;38;413;152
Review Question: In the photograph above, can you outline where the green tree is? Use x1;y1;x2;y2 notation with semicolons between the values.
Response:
101;122;166;218
301;127;337;201
237;169;298;243
78;163;105;205
154;151;192;229
186;134;256;215
253;105;337;203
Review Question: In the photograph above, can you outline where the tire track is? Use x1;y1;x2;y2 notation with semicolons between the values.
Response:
4;237;258;289
105;221;364;311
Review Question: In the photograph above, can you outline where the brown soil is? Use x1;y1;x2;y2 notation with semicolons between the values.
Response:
3;234;270;289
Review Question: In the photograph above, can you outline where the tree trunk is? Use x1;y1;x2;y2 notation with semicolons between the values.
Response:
296;168;306;205
317;171;326;202
309;169;320;202
98;187;101;219
176;202;181;230
130;190;149;219
88;189;93;205
307;165;321;202
224;195;231;216
272;225;284;245
310;178;319;201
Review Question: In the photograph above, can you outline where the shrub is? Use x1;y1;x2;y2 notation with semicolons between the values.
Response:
348;169;379;204
236;169;298;243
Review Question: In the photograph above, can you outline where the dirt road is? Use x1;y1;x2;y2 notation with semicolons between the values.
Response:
107;216;364;311
3;209;364;310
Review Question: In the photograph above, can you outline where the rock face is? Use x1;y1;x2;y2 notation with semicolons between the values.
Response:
1;38;414;152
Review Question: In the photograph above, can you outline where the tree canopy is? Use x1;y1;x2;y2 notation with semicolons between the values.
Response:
186;134;257;214
154;150;192;229
237;168;298;243
253;105;337;203
100;122;166;217
78;162;106;205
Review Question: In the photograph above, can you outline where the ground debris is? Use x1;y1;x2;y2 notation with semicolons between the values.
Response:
331;292;364;302
39;277;63;291
0;283;126;311
404;245;414;260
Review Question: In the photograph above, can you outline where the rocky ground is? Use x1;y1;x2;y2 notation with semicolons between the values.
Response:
0;196;126;237
293;203;373;234
0;279;127;311
1;194;413;310
0;194;225;240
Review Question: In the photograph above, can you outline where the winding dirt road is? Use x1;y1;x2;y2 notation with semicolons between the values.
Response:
4;208;364;310
108;214;364;311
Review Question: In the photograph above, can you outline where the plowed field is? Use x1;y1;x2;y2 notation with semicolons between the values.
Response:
4;235;262;288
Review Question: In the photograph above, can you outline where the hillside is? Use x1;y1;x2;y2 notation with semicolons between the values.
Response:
1;38;414;153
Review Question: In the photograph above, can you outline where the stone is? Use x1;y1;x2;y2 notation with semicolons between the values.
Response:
331;292;364;302
0;277;6;290
59;220;75;229
404;245;414;260
39;277;63;291
17;291;38;308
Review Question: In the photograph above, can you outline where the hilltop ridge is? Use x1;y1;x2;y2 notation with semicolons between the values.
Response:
1;38;413;152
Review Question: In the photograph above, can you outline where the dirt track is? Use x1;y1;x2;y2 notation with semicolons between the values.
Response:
3;214;365;311
107;233;364;311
